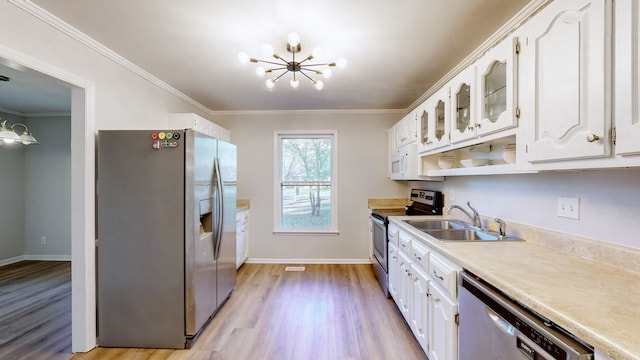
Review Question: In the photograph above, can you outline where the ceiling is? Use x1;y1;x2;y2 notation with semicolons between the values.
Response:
0;62;71;115
3;0;531;113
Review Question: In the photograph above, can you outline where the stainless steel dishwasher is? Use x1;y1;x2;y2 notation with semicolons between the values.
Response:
459;272;594;360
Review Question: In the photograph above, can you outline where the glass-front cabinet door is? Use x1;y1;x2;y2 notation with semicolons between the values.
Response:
449;66;476;143
429;86;451;150
475;35;519;136
418;106;432;152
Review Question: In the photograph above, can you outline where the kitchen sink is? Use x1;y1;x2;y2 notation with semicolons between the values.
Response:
424;228;500;241
403;219;467;230
403;219;524;242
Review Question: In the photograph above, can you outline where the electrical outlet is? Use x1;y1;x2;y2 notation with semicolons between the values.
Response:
449;189;455;202
41;236;47;245
557;196;580;219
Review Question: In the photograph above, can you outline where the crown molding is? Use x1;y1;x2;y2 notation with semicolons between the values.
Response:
211;108;405;117
8;0;213;115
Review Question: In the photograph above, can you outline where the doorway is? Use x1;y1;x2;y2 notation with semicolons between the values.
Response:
0;49;96;353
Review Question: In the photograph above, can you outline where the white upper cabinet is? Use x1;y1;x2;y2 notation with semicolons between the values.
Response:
521;0;612;163
395;111;418;148
614;0;640;156
168;113;231;141
449;66;476;143
475;35;519;137
425;86;451;151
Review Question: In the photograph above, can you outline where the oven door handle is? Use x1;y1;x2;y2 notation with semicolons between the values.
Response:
371;215;385;226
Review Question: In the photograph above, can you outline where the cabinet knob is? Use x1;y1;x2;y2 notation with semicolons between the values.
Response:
586;134;600;143
476;123;481;128
467;125;474;131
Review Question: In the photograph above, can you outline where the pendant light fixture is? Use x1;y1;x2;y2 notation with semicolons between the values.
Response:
238;32;347;91
0;119;39;145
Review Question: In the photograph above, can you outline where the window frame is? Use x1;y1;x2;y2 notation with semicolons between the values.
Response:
273;130;338;234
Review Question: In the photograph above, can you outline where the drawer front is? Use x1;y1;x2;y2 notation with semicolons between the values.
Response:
410;240;429;270
428;253;460;298
388;224;399;246
398;231;412;255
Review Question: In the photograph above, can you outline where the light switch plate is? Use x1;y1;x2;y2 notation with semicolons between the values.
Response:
557;196;580;219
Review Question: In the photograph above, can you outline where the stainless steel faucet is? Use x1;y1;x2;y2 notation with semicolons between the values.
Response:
446;201;482;228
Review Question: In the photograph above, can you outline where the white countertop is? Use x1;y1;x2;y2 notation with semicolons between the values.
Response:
389;215;640;360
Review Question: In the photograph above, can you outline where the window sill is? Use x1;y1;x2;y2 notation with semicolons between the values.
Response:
273;229;340;235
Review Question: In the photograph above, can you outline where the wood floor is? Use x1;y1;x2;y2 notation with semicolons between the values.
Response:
73;263;427;360
0;260;72;360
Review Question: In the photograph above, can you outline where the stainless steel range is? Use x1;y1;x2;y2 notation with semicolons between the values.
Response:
370;189;443;297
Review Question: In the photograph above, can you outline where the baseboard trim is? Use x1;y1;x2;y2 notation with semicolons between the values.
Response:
245;258;372;265
0;255;25;267
23;255;72;261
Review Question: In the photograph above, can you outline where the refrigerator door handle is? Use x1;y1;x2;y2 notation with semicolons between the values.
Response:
213;156;224;260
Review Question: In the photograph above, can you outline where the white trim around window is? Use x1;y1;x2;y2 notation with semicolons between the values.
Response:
273;130;338;234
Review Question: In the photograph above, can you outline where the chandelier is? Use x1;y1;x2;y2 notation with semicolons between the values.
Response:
238;33;346;90
0;119;39;146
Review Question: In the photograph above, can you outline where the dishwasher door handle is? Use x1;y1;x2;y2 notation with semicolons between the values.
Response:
486;307;516;336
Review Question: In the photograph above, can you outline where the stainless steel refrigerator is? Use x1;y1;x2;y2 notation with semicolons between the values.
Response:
97;129;236;349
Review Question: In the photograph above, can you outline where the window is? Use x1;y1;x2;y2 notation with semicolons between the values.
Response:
274;131;338;233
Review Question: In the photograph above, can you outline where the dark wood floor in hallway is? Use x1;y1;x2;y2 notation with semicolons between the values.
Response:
73;263;427;360
0;260;71;360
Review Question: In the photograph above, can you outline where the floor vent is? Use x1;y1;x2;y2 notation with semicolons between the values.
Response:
285;266;306;272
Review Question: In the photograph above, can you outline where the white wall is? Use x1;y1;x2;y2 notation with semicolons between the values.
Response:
0;2;212;131
0;0;222;351
215;112;406;261
0;113;25;263
410;168;640;250
23;117;71;258
0;115;72;262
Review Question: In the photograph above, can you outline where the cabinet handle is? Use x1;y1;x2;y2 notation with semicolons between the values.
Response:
432;270;444;281
586;134;600;143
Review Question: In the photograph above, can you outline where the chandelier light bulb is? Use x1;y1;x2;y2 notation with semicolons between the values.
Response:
323;68;333;79
336;58;348;69
311;47;323;59
313;80;324;91
265;78;276;89
262;44;275;57
290;74;300;89
238;52;250;64
287;32;300;47
255;66;266;77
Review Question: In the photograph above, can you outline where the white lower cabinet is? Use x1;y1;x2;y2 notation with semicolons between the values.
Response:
429;281;458;360
236;209;249;269
397;250;413;323
388;241;399;299
391;227;460;359
410;262;430;353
